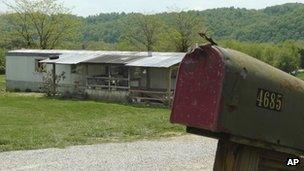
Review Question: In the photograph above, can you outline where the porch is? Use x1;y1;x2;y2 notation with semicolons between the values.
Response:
85;65;177;104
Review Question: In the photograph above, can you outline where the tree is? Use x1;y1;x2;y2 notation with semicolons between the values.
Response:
5;0;82;49
122;14;163;52
274;41;300;73
0;49;5;74
274;50;299;73
220;40;301;73
299;48;304;69
170;11;204;52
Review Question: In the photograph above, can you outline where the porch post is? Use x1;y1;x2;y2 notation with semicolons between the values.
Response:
52;63;56;93
108;65;111;91
128;67;131;91
86;64;89;75
167;67;172;105
146;67;150;89
86;64;88;88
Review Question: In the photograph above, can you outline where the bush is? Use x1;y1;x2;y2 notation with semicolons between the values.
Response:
274;50;299;73
42;71;66;96
220;40;301;73
0;49;5;74
298;48;304;69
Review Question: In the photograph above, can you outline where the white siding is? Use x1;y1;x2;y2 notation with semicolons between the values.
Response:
6;56;47;83
6;56;87;93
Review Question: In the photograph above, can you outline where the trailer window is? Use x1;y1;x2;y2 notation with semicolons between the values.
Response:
35;59;46;72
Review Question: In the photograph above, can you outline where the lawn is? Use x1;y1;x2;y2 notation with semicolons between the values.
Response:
296;71;304;81
0;75;4;92
0;75;183;152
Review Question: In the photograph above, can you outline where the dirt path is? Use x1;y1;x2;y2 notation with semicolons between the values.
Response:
0;135;218;171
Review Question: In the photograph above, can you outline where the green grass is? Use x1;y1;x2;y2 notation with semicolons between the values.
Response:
0;75;4;92
296;72;304;81
0;75;183;152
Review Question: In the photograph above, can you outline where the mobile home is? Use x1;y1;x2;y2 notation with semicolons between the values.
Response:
6;50;185;104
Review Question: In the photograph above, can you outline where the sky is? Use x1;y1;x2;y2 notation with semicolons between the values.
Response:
0;0;304;16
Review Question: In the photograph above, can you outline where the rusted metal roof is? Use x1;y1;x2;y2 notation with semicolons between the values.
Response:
82;55;144;64
126;53;185;68
41;52;102;64
8;49;185;68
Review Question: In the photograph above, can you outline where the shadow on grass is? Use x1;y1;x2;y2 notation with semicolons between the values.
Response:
3;89;168;110
39;95;169;110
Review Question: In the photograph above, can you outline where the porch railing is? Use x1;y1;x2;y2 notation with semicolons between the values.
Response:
86;77;175;105
129;89;174;103
86;77;129;91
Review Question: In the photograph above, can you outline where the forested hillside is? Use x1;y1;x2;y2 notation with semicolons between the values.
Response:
0;2;304;73
0;3;303;49
82;3;304;45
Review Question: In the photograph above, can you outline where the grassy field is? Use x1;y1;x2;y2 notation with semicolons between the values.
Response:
0;75;183;152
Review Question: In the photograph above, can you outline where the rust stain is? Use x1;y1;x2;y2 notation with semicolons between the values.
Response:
280;79;304;92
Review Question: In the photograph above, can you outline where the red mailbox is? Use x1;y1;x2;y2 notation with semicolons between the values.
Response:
171;44;304;156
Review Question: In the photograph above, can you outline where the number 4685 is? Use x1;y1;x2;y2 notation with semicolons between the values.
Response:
256;89;283;111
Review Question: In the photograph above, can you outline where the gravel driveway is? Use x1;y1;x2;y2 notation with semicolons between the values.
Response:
0;135;218;171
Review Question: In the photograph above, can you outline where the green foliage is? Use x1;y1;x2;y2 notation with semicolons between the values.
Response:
297;42;304;68
0;3;303;72
1;3;304;51
0;49;5;74
296;71;304;80
201;3;304;43
84;13;126;43
274;51;298;74
83;41;117;51
78;3;304;46
122;14;165;51
220;40;301;73
166;11;204;52
0;75;5;91
116;40;140;51
4;0;83;49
